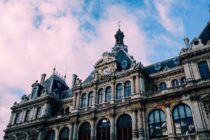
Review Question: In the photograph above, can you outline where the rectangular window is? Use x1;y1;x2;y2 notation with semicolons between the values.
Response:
14;112;20;124
198;61;210;79
35;107;42;119
25;110;31;121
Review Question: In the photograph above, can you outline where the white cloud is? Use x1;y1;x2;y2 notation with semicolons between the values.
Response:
154;0;185;36
0;0;151;138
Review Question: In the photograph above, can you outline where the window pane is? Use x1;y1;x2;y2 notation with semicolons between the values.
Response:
185;106;192;117
198;61;210;78
173;108;179;120
149;112;154;124
154;110;160;123
160;111;165;122
179;105;185;119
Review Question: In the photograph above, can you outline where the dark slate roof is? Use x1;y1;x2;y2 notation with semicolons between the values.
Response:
83;71;95;84
61;89;73;99
199;22;210;45
144;57;180;75
114;49;133;70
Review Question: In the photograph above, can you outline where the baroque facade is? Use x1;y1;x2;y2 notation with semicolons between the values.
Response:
4;21;210;140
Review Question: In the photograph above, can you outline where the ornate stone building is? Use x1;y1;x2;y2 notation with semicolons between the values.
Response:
4;21;210;140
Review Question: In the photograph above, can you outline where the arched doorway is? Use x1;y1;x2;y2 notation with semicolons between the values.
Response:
59;127;69;140
117;114;132;140
79;122;91;140
46;130;55;140
96;118;110;140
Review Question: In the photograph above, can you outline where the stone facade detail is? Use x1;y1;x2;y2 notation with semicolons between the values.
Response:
3;22;210;140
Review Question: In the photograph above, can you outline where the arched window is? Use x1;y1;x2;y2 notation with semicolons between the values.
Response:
96;118;110;140
171;79;179;87
173;104;195;135
81;93;87;108
46;130;55;140
105;87;111;102
198;61;210;78
124;81;131;97
65;107;69;114
59;127;69;140
151;85;158;91
88;92;94;106
116;83;123;99
148;109;167;139
79;122;91;140
98;89;103;104
180;77;186;84
159;82;167;90
117;114;132;140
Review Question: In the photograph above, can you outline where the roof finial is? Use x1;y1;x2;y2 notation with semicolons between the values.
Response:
118;20;121;29
53;66;56;74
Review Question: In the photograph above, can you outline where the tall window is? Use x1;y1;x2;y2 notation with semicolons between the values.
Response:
159;82;167;90
81;93;87;108
25;110;31;122
171;79;179;87
65;107;69;114
105;87;111;102
198;61;210;78
46;130;55;140
97;118;110;140
14;112;20;124
36;107;42;119
116;83;123;99
124;81;131;97
148;109;167;139
79;122;91;140
151;85;158;91
88;92;94;106
173;104;195;135
180;77;186;84
117;114;132;140
98;89;103;104
59;127;69;140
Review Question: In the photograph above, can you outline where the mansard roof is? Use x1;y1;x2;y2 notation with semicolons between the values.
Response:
144;57;181;75
198;21;210;45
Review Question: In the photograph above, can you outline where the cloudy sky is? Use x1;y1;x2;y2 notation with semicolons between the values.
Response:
0;0;209;138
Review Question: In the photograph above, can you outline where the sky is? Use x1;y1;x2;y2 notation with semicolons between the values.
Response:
0;0;209;138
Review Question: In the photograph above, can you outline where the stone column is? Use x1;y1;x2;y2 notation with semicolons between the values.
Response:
94;86;97;106
73;122;78;140
55;127;59;140
67;124;72;140
132;110;138;140
76;93;80;109
37;128;44;140
43;103;50;117
9;112;14;125
111;81;115;104
32;107;37;120
110;115;115;140
137;109;144;140
139;75;145;94
73;93;77;108
90;120;96;140
21;110;26;123
191;97;206;131
165;103;173;137
26;132;30;140
131;77;135;95
136;75;140;94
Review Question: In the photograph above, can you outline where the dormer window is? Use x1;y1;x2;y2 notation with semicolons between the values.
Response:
159;82;167;90
198;61;210;79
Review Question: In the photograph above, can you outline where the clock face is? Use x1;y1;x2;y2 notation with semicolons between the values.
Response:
102;67;110;75
121;60;128;69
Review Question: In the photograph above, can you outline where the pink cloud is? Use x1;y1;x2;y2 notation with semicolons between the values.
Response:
0;1;151;138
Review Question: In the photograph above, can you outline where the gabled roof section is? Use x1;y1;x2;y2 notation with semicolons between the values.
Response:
198;21;210;45
144;57;181;75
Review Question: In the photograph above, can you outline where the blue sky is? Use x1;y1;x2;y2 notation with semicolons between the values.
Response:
0;0;209;137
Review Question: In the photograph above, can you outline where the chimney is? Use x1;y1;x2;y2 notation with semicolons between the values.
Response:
40;73;46;85
184;37;190;48
71;74;77;87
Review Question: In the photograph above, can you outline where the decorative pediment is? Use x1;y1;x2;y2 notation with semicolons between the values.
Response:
94;52;116;68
